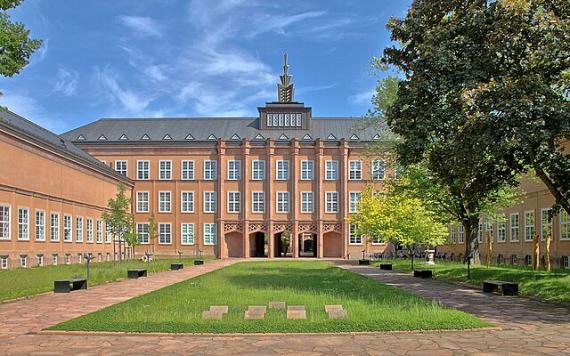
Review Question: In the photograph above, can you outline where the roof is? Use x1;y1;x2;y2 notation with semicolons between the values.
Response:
61;116;380;143
0;109;132;184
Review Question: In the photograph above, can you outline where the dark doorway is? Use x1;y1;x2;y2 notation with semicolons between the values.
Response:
298;233;317;257
250;232;267;257
274;232;292;257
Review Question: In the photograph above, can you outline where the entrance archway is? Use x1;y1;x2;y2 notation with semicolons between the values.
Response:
298;232;317;257
323;231;342;258
249;232;267;257
274;232;292;257
225;231;244;258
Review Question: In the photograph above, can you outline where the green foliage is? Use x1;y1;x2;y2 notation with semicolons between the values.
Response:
102;184;137;254
147;213;157;252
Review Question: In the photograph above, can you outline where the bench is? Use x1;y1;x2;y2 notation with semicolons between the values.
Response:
127;268;147;279
54;278;87;293
170;263;184;270
379;263;393;270
413;270;433;279
358;259;370;265
483;280;519;296
194;260;204;265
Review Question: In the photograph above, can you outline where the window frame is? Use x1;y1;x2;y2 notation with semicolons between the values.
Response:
158;191;172;213
252;191;265;213
63;214;72;242
136;191;150;213
251;160;265;181
158;223;172;244
136;160;150;180
203;223;216;245
159;160;172;180
0;204;11;240
227;160;242;180
524;210;535;242
509;213;520;242
17;207;29;241
300;160;314;180
204;160;217;180
114;160;128;177
348;160;362;180
50;212;60;242
276;160;289;180
75;216;83;243
181;160;195;180
300;191;313;213
325;191;339;213
35;210;45;241
560;211;570;241
325;160;339;180
349;192;361;213
181;223;195;245
276;191;290;213
349;224;363;245
371;160;385;180
180;191;195;213
136;223;150;244
227;191;241;213
203;191;216;213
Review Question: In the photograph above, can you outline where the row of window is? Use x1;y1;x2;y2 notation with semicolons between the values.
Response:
448;209;570;244
135;222;216;245
114;159;387;181
0;252;115;269
136;191;362;214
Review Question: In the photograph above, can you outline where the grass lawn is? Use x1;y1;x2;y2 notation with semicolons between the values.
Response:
380;259;570;304
50;261;488;333
0;257;205;303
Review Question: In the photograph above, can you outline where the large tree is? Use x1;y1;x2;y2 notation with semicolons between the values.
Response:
102;184;135;262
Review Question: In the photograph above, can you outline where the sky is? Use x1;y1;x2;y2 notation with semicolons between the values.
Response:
0;0;412;134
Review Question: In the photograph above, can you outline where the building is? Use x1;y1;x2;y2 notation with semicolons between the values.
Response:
0;110;132;269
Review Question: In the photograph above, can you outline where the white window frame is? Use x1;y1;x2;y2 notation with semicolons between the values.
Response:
158;223;172;244
75;216;83;243
252;160;265;180
300;191;313;213
204;160;217;180
497;218;506;242
227;160;241;180
181;191;195;213
35;210;45;241
0;204;11;240
510;213;520;242
276;192;290;213
372;160;385;180
18;207;29;241
63;214;72;242
158;191;172;213
203;191;216;213
137;160;150;180
37;254;44;267
560;211;570;241
524;210;535;241
0;256;7;269
348;160;362;180
349;224;362;245
477;222;483;243
181;223;195;245
86;218;93;243
325;160;338;180
349;192;361;213
458;224;465;243
96;220;103;243
20;255;28;268
203;223;216;245
252;192;265;213
136;191;150;213
276;160;289;180
325;192;339;213
227;192;241;213
137;223;150;244
181;160;195;180
50;213;60;242
159;160;172;180
300;160;314;180
114;160;128;177
52;254;58;266
541;208;552;241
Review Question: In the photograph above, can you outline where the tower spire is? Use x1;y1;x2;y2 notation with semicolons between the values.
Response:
278;53;294;102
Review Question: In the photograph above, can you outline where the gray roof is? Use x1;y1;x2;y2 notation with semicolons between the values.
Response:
0;109;131;183
62;117;380;143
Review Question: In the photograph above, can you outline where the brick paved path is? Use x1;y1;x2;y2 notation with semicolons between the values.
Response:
0;260;569;355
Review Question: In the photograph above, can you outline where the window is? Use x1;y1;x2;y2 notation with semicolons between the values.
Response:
561;256;569;269
228;192;241;213
181;160;195;180
458;224;465;243
115;160;128;176
179;191;194;213
449;225;456;243
371;233;384;244
0;256;7;269
349;192;361;213
525;255;532;266
301;192;313;213
227;160;241;180
497;219;506;242
276;192;290;213
78;253;82;264
0;205;10;240
87;218;93;243
372;160;385;180
252;160;265;180
158;191;171;212
325;160;338;180
486;221;494;242
524;211;535;241
159;160;172;180
136;192;149;212
137;160;150;180
349;224;362;244
52;254;58;266
105;222;111;243
137;223;149;244
36;210;45;241
181;223;194;245
477;222;483;243
349;160;362;180
252;192;265;213
37;254;44;267
96;220;103;243
560;211;570;240
276;160;289;180
204;160;217;180
204;223;216;245
325;192;339;213
204;192;216;213
159;223;171;244
510;213;519;242
76;217;83;243
20;255;27;268
300;160;314;180
63;215;72;242
541;208;552;240
18;208;29;240
50;213;59;241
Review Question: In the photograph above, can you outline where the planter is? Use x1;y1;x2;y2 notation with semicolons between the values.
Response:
380;263;393;270
359;259;371;265
194;260;204;265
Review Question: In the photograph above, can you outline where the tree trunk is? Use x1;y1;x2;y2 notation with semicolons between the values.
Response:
546;234;552;272
532;158;570;215
463;215;481;265
486;231;493;268
533;234;540;270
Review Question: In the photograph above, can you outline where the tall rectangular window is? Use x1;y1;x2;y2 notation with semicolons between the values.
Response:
136;191;149;212
372;160;385;180
276;192;290;213
0;256;7;269
524;210;535;241
252;192;265;213
137;223;149;244
227;160;241;180
497;218;506;242
301;192;313;213
449;225;456;243
137;160;149;180
63;215;72;242
204;223;216;245
252;160;265;180
477;222;483;243
181;191;194;213
204;191;216;213
181;223;194;245
227;192;241;213
96;220;102;243
510;213;520;242
560;211;570;240
349;160;362;180
115;160;128;177
76;217;83;242
325;160;338;180
349;224;362;244
35;210;45;241
18;208;29;241
158;191;171;212
325;192;339;213
349;192;361;213
181;160;195;180
541;208;552;240
0;205;9;240
50;213;59;242
159;160;172;180
486;221;494;242
158;223;171;244
87;218;93;243
204;160;217;180
458;224;465;243
300;160;314;180
276;160;289;180
105;222;111;243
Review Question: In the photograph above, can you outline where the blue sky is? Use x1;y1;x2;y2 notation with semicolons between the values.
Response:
0;0;411;134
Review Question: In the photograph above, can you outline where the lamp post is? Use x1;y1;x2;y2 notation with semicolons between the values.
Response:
177;250;183;262
83;253;94;280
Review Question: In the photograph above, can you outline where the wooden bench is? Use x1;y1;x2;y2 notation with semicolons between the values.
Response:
483;280;519;296
170;263;184;270
413;269;433;279
54;278;87;293
358;259;370;265
194;260;204;265
127;268;147;279
379;263;393;270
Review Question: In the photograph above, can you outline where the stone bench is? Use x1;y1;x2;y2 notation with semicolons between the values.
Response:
379;263;393;270
194;260;204;265
170;263;183;270
358;259;370;265
127;268;147;279
413;270;433;279
483;280;519;296
54;278;87;293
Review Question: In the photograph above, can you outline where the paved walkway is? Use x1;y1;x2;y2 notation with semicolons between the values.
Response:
0;260;569;355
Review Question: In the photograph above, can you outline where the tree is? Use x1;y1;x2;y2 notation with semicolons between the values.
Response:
148;213;157;255
102;184;134;262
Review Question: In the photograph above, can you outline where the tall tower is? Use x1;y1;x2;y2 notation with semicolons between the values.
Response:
277;53;294;103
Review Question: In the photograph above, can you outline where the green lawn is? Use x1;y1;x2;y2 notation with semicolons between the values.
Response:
380;259;570;304
0;257;205;302
50;261;487;333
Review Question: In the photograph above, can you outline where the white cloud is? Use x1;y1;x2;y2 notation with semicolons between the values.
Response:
0;91;66;132
119;16;163;38
93;66;154;114
52;68;79;96
349;88;375;105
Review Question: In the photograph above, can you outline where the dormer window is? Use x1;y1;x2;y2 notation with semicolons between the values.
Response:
350;134;359;141
185;133;194;140
208;134;217;140
141;134;150;140
303;133;312;140
162;134;172;140
266;113;303;128
119;134;129;140
278;133;289;141
76;134;85;141
231;133;240;140
254;133;264;140
98;135;108;141
327;133;337;140
373;134;380;140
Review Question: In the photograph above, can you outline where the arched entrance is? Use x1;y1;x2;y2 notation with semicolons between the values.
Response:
323;231;342;258
225;231;244;258
298;232;317;257
274;232;292;257
249;232;268;257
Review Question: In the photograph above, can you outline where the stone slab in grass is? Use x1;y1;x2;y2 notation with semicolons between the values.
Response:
247;306;266;314
210;305;228;314
202;310;223;320
327;309;348;319
244;310;265;320
269;301;286;309
287;307;307;320
287;305;305;311
324;305;343;313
